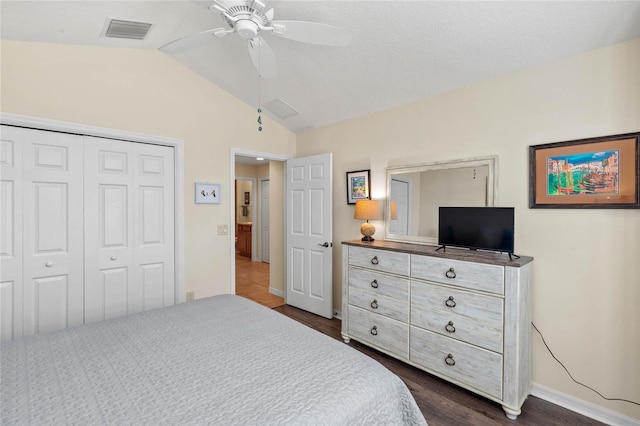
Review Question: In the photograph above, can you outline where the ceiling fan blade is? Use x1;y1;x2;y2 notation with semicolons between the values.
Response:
159;28;228;54
247;36;278;78
269;20;352;46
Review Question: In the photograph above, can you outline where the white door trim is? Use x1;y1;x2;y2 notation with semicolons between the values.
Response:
0;113;186;304
230;148;290;296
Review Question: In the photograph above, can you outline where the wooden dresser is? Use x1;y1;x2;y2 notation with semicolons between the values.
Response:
341;240;533;419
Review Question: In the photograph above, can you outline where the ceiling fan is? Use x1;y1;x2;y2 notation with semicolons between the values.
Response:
160;0;353;78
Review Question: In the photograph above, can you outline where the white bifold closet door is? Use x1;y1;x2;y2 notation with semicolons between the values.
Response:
1;126;84;339
84;137;175;323
0;125;175;341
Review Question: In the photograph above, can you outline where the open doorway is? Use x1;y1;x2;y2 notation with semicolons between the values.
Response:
232;150;288;308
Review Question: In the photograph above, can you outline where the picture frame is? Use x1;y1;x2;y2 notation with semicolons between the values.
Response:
529;132;639;209
244;191;250;205
195;182;221;204
346;169;371;204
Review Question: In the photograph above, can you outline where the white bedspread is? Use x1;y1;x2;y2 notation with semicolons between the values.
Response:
1;295;426;425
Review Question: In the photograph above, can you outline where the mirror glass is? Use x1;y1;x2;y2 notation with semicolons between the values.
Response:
385;156;497;245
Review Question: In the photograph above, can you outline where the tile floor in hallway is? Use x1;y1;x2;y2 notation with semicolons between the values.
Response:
235;254;284;308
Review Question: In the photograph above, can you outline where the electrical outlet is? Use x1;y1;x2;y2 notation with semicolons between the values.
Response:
186;291;195;302
217;224;228;235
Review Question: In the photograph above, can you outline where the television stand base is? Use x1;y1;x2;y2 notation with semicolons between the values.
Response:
435;245;446;252
509;253;521;261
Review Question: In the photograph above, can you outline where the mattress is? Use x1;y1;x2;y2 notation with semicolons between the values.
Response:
1;295;426;425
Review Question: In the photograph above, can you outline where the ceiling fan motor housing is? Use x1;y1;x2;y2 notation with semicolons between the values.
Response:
236;20;259;38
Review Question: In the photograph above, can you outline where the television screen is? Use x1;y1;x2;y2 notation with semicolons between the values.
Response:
438;207;515;253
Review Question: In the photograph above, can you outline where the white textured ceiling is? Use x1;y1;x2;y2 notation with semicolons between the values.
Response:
2;1;640;133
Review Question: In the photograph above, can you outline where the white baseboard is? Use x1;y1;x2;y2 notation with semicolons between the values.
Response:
268;287;283;298
531;383;639;426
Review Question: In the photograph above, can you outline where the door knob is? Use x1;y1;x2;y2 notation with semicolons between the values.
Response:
318;242;330;247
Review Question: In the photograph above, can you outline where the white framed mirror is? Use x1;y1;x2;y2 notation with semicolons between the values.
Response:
385;156;498;245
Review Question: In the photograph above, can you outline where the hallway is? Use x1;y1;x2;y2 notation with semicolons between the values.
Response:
235;254;284;308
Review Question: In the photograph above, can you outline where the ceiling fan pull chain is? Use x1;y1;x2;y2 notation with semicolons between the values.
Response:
257;108;263;132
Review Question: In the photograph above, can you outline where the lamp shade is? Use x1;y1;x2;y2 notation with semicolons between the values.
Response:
354;200;380;220
390;201;398;220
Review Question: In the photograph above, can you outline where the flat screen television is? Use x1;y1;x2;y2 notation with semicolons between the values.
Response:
438;207;515;254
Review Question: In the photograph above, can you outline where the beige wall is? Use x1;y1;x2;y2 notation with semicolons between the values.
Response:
0;40;296;301
297;38;640;419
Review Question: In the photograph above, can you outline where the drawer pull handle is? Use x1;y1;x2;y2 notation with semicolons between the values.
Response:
445;353;456;366
445;268;456;279
370;326;378;336
370;299;378;309
370;279;379;288
445;296;456;308
371;256;379;265
445;321;456;333
45;261;53;267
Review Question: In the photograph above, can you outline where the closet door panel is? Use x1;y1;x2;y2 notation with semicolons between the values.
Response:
133;144;175;309
85;138;174;320
84;138;134;323
0;127;23;340
22;129;84;336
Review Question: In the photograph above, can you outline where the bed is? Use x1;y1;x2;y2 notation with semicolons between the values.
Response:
1;295;426;425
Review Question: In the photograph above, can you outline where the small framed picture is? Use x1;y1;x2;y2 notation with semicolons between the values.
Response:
346;169;371;204
195;182;221;204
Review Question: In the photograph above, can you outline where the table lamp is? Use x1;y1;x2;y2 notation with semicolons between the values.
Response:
390;201;398;220
354;199;380;242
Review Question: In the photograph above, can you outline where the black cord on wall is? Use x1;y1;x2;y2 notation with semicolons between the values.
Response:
532;322;639;406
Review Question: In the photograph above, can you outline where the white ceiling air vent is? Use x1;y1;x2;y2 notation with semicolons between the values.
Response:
264;98;300;119
103;18;153;40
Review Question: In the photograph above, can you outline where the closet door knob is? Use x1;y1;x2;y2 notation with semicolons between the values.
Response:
45;261;53;267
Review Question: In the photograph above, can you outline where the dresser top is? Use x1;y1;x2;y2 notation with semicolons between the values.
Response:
342;240;533;267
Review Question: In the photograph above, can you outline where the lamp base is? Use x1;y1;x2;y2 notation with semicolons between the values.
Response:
361;236;375;242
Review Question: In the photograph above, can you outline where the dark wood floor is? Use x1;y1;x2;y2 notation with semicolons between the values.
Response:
273;304;605;426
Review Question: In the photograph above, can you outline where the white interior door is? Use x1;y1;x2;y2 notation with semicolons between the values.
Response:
260;178;270;263
0;126;24;340
285;153;333;319
21;128;85;336
390;178;410;235
85;137;174;323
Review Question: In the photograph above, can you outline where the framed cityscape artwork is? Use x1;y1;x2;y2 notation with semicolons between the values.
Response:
529;132;639;208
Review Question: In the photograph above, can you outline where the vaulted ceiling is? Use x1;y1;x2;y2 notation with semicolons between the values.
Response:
2;1;639;133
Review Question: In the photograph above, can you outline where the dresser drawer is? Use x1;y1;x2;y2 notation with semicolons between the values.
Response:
411;254;504;295
348;267;409;301
348;246;410;276
411;281;503;353
410;326;503;399
348;306;409;358
349;286;409;323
